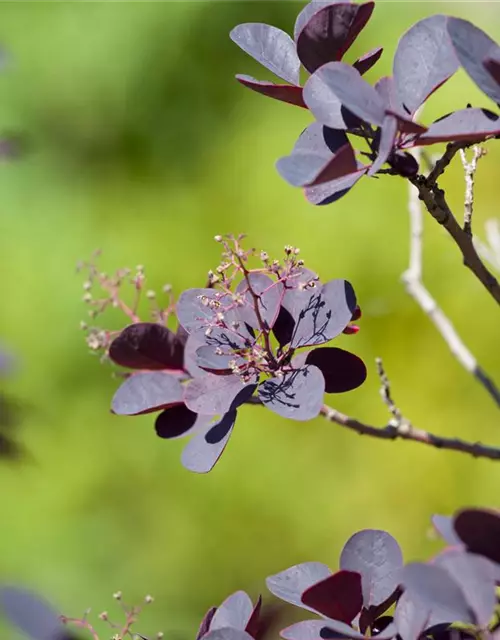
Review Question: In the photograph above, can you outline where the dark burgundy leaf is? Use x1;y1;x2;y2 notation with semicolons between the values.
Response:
447;18;500;105
389;151;419;178
484;55;500;86
368;114;398;177
0;587;65;640
272;306;295;347
258;365;324;420
399;563;474;626
434;548;497;626
235;274;283;329
210;591;254;631
294;2;341;42
305;167;367;205
111;371;184;416
340;530;403;608
386;110;427;135
394;16;458;116
431;515;462;546
394;590;430;640
155;405;204;439
181;410;237;473
453;507;500;564
185;375;256;415
245;597;262;638
266;562;332;608
230;24;301;85
301;571;363;623
289;279;357;348
371;617;393;635
306;347;366;393
196;607;217;640
108;323;184;371
415;108;500;145
297;3;375;73
236;76;306;109
353;47;383;75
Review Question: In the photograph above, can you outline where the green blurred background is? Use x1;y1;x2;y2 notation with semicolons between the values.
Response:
0;1;499;638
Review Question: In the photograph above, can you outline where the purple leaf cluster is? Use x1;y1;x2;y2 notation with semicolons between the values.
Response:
196;591;262;640
109;243;365;474
231;1;500;205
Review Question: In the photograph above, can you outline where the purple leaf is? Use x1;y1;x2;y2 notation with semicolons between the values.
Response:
415;108;500;145
394;16;458;116
111;371;184;416
266;562;332;608
301;571;363;623
184;333;210;378
235;273;283;329
399;563;474;626
236;76;306;108
306;347;366;393
305;167;367;205
320;620;396;640
108;323;185;371
210;591;254;631
447;18;500;105
277;123;357;187
431;515;462;546
0;587;65;640
258;365;324;420
230;24;301;85
368;114;398;177
394;591;430;640
294;2;345;42
296;3;375;73
353;47;383;76
453;507;500;564
281;621;326;640
339;530;403;608
177;288;249;337
434;548;497;626
184;374;256;415
203;629;254;640
484;55;500;86
306;62;385;126
181;411;237;473
245;596;262;638
196;607;217;640
289;279;357;348
303;73;353;130
155;405;206;439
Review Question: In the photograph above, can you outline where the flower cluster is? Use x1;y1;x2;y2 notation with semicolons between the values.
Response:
231;1;500;204
105;236;366;473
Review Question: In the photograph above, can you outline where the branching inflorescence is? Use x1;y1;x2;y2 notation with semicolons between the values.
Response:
3;507;500;640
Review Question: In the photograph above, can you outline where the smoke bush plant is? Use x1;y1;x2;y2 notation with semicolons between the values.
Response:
3;507;500;640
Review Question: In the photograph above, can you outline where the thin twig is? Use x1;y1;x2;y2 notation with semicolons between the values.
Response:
403;159;500;408
460;145;485;237
376;357;403;424
60;616;100;640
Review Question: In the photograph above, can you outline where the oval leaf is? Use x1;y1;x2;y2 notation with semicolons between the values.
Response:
210;591;254;631
181;411;237;473
453;507;500;564
185;374;257;415
177;288;249;337
236;75;306;108
431;515;462;546
259;365;324;421
415;108;500;145
155;405;206;439
447;18;500;105
368;114;397;177
297;3;374;73
394;16;458;115
306;347;366;393
112;371;184;416
196;607;217;640
394;590;430;640
353;47;383;76
203;629;254;640
230;24;301;85
305;167;366;205
109;322;185;371
266;562;332;608
301;571;363;623
290;279;357;348
0;587;65;640
235;273;283;329
340;529;403;608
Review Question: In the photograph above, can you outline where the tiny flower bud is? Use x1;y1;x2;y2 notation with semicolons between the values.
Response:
297;259;304;266
260;251;269;262
136;265;144;272
145;594;154;604
83;281;92;291
113;591;122;600
82;293;92;303
146;290;156;300
79;321;88;330
293;247;300;255
162;283;172;293
214;235;223;242
157;633;164;640
99;611;108;621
